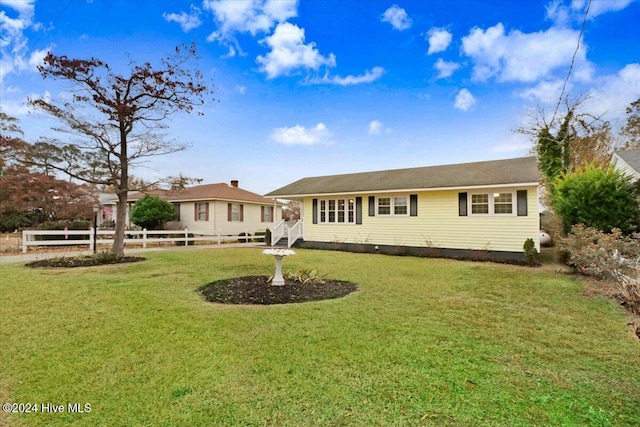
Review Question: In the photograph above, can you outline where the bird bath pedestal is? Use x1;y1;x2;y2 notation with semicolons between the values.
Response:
262;249;296;286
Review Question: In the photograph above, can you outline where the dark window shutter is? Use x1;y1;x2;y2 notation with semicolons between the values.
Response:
368;196;375;216
312;199;318;224
517;190;528;216
355;197;362;224
194;204;197;221
227;203;232;221
240;204;244;222
261;206;265;222
410;194;418;216
458;192;468;216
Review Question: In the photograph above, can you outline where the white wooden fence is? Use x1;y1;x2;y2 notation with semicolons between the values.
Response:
22;228;266;253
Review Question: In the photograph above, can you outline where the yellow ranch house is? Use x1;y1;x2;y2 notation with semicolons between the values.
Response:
266;157;540;263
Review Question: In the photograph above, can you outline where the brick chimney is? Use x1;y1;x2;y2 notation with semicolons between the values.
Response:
230;180;239;188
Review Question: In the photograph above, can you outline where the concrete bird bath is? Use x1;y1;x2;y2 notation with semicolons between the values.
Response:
262;248;296;286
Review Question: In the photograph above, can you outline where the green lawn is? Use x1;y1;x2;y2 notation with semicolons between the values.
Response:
1;248;638;426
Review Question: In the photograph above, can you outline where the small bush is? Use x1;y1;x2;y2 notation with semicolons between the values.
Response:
523;238;539;266
265;228;271;245
0;208;32;232
130;195;175;230
560;224;640;314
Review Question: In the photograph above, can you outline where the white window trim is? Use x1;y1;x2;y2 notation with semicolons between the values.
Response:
469;191;516;216
319;198;356;225
376;195;409;217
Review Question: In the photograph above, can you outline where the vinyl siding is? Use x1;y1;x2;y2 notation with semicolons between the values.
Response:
178;201;273;234
302;186;539;252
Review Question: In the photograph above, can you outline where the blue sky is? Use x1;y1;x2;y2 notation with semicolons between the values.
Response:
1;0;639;195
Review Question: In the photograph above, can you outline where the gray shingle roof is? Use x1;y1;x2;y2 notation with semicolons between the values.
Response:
615;148;640;173
266;156;539;197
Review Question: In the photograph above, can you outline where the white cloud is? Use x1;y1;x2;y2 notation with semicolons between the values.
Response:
434;58;459;79
426;28;452;55
461;23;593;83
270;123;332;145
368;120;383;135
584;0;634;17
381;5;412;31
0;0;34;14
0;0;43;82
256;22;336;79
310;66;385;86
519;80;566;103
547;0;634;25
454;89;476;112
162;6;202;32
582;63;640;118
204;0;297;40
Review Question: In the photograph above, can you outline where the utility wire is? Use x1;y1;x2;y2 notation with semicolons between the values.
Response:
27;0;75;53
551;0;591;125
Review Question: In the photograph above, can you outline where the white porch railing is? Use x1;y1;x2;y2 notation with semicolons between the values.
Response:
271;219;303;247
271;220;286;246
288;220;303;247
22;228;266;253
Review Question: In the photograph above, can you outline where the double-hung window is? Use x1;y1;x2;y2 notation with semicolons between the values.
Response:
377;196;408;216
319;198;355;224
172;203;181;221
231;203;242;222
261;206;273;222
196;202;208;221
470;192;514;215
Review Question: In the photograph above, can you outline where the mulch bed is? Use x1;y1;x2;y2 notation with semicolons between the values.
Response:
199;275;358;305
26;256;145;268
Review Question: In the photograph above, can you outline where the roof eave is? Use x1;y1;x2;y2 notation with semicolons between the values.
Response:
267;181;540;198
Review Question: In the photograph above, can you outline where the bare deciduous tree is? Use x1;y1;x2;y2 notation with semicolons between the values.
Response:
27;43;214;256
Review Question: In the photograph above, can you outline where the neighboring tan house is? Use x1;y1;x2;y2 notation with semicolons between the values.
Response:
266;157;540;263
128;181;278;234
611;148;640;182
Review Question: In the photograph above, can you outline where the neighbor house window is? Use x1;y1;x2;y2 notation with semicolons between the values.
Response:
377;196;408;216
229;203;243;222
172;203;180;221
470;192;514;215
196;202;208;221
261;206;273;222
319;198;356;224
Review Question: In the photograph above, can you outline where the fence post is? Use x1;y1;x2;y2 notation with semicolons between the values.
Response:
217;232;221;245
89;227;94;252
142;228;147;248
184;227;188;246
22;230;27;253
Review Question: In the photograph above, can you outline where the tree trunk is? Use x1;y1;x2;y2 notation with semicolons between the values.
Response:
113;189;127;257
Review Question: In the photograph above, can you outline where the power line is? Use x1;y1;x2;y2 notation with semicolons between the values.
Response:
551;0;591;125
27;0;75;53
